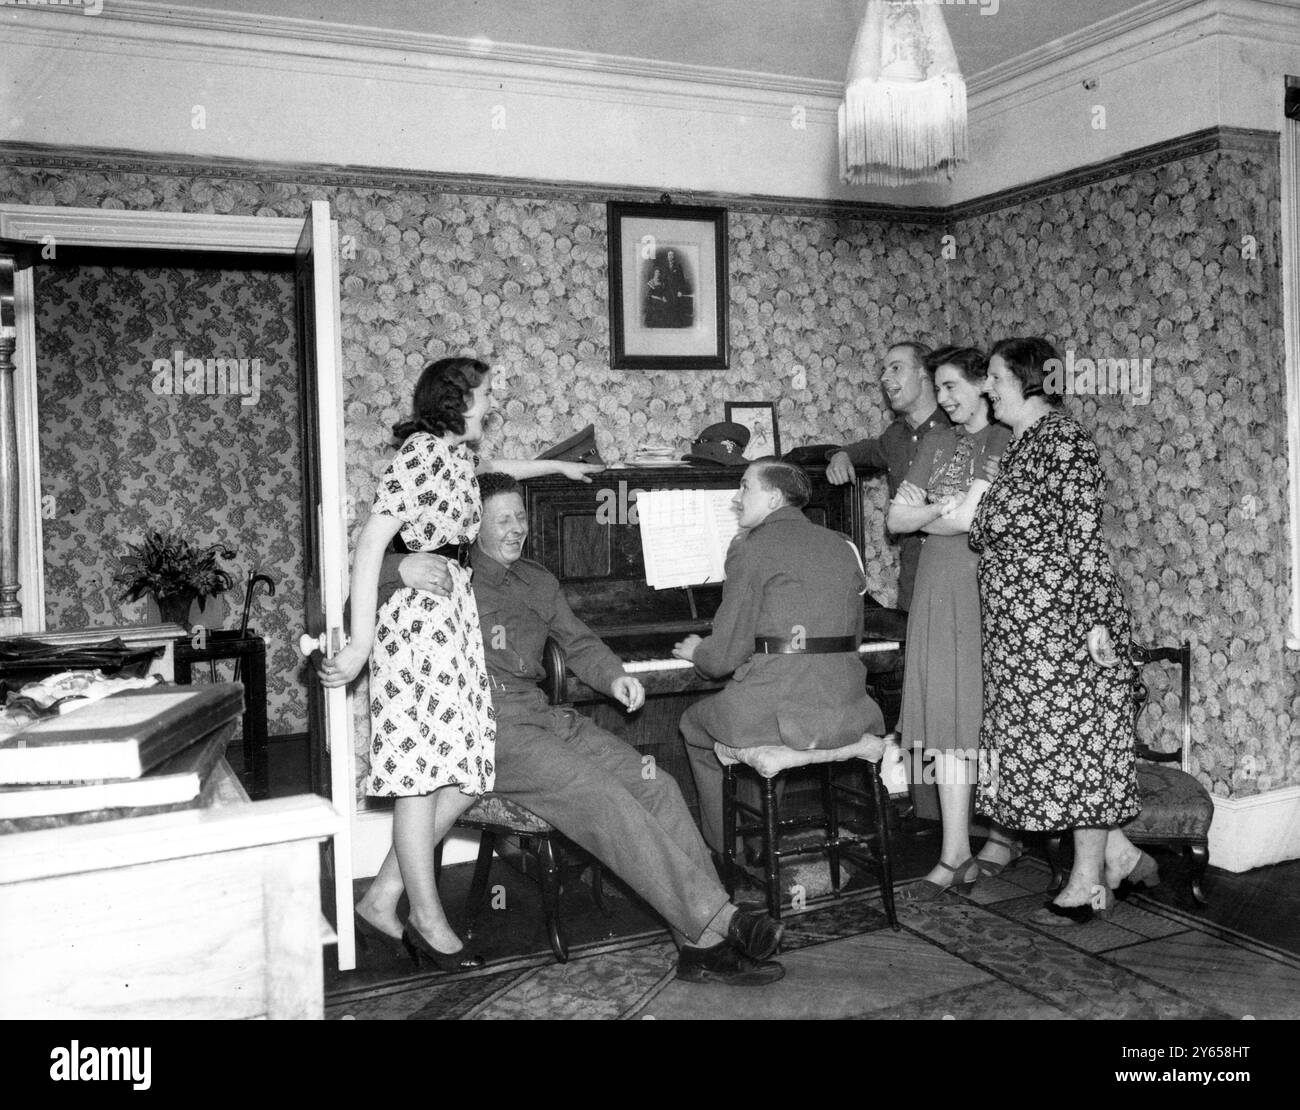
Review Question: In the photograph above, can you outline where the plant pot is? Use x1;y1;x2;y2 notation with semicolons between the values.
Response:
155;593;199;630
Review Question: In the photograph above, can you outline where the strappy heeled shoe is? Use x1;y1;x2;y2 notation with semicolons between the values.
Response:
353;911;406;958
1111;850;1160;899
401;922;485;972
1028;883;1113;926
974;832;1024;879
896;856;979;902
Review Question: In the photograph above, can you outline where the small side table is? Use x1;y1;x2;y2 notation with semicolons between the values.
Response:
173;631;268;800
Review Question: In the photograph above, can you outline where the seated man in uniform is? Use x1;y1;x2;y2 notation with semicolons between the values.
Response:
675;459;886;854
361;473;786;986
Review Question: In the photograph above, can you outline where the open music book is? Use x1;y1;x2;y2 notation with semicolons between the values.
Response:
637;488;741;589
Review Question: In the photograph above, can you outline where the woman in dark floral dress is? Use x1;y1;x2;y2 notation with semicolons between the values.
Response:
970;337;1156;925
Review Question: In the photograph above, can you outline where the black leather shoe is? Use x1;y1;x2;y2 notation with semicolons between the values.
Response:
675;941;784;986
727;906;784;961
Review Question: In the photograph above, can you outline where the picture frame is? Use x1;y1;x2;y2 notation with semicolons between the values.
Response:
724;401;781;460
607;201;729;370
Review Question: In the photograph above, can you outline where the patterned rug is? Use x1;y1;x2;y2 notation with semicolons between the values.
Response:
325;860;1300;1021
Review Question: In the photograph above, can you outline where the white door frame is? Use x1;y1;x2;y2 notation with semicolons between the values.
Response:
0;202;360;967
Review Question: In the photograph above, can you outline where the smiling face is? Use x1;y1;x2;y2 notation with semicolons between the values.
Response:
935;363;989;430
985;355;1027;427
732;464;783;530
880;345;931;417
476;491;528;566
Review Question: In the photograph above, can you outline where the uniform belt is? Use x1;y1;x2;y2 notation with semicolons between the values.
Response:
754;635;859;654
434;542;472;568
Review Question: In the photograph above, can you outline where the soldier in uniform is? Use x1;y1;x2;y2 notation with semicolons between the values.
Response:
675;459;885;853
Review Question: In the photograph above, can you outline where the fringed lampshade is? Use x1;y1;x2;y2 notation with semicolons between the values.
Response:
838;0;969;187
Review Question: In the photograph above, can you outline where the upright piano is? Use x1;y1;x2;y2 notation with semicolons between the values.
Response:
520;463;905;815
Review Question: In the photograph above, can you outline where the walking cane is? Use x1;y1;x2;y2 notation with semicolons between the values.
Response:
232;572;275;683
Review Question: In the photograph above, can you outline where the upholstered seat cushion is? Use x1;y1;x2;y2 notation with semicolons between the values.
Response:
458;792;554;834
1123;762;1214;840
714;733;888;779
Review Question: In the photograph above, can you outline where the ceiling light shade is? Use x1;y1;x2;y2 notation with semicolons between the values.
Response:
838;0;969;187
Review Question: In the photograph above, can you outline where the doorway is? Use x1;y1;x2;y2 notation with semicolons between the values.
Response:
0;201;356;966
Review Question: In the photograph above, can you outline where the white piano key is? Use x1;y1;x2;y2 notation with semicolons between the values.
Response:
622;641;900;674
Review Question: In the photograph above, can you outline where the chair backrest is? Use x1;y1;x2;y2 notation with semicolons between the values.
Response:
1131;642;1191;763
541;637;565;706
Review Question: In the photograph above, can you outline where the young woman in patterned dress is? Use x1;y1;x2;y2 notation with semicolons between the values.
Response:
324;358;599;966
969;337;1158;925
887;346;1010;899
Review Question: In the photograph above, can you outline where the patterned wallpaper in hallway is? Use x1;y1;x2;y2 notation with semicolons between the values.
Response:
33;259;309;736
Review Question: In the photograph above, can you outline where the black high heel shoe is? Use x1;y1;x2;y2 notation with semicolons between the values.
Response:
1112;851;1160;900
353;911;406;958
1028;884;1113;927
401;923;485;972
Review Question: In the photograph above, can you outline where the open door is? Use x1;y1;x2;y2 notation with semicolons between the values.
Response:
294;201;356;970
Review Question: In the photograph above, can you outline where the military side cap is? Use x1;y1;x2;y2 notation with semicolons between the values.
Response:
536;424;604;465
682;421;750;466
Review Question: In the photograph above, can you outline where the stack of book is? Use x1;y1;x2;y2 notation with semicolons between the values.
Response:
0;684;245;823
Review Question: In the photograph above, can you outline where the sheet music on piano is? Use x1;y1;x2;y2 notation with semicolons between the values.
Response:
637;488;740;589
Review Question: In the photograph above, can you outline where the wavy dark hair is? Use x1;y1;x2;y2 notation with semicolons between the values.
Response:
477;471;520;506
924;344;988;382
990;337;1064;407
392;357;490;441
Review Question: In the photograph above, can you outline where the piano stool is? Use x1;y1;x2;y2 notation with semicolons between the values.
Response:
432;638;607;963
716;734;899;928
433;797;607;963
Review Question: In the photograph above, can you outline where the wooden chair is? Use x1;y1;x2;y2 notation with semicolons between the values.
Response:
434;638;605;962
1047;642;1213;903
715;734;899;928
1123;642;1213;902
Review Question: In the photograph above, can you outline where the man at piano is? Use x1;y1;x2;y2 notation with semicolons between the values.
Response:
378;472;787;986
675;459;886;854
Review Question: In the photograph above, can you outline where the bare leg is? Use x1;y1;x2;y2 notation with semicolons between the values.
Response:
919;751;975;885
975;820;1022;867
357;846;405;938
395;786;479;953
1054;826;1107;907
1102;827;1144;887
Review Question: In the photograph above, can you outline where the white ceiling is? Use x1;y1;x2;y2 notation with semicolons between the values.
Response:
160;0;1160;82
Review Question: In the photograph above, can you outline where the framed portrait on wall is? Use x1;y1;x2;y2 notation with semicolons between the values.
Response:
725;401;781;460
607;201;728;370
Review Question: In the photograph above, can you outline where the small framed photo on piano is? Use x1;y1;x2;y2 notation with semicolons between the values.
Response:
725;401;781;460
607;201;729;370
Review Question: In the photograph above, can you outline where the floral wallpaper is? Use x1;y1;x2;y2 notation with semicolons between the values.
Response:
0;129;1291;800
32;259;309;736
949;141;1290;800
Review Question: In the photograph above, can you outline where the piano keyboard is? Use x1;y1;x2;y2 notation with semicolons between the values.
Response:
623;640;901;674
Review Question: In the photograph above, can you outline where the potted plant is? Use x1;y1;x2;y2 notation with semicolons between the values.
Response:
115;531;236;630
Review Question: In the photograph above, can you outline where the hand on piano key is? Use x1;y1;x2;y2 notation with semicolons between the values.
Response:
672;634;703;663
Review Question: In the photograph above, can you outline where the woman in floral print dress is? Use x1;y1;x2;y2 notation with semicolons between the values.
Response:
323;357;599;966
970;337;1157;925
